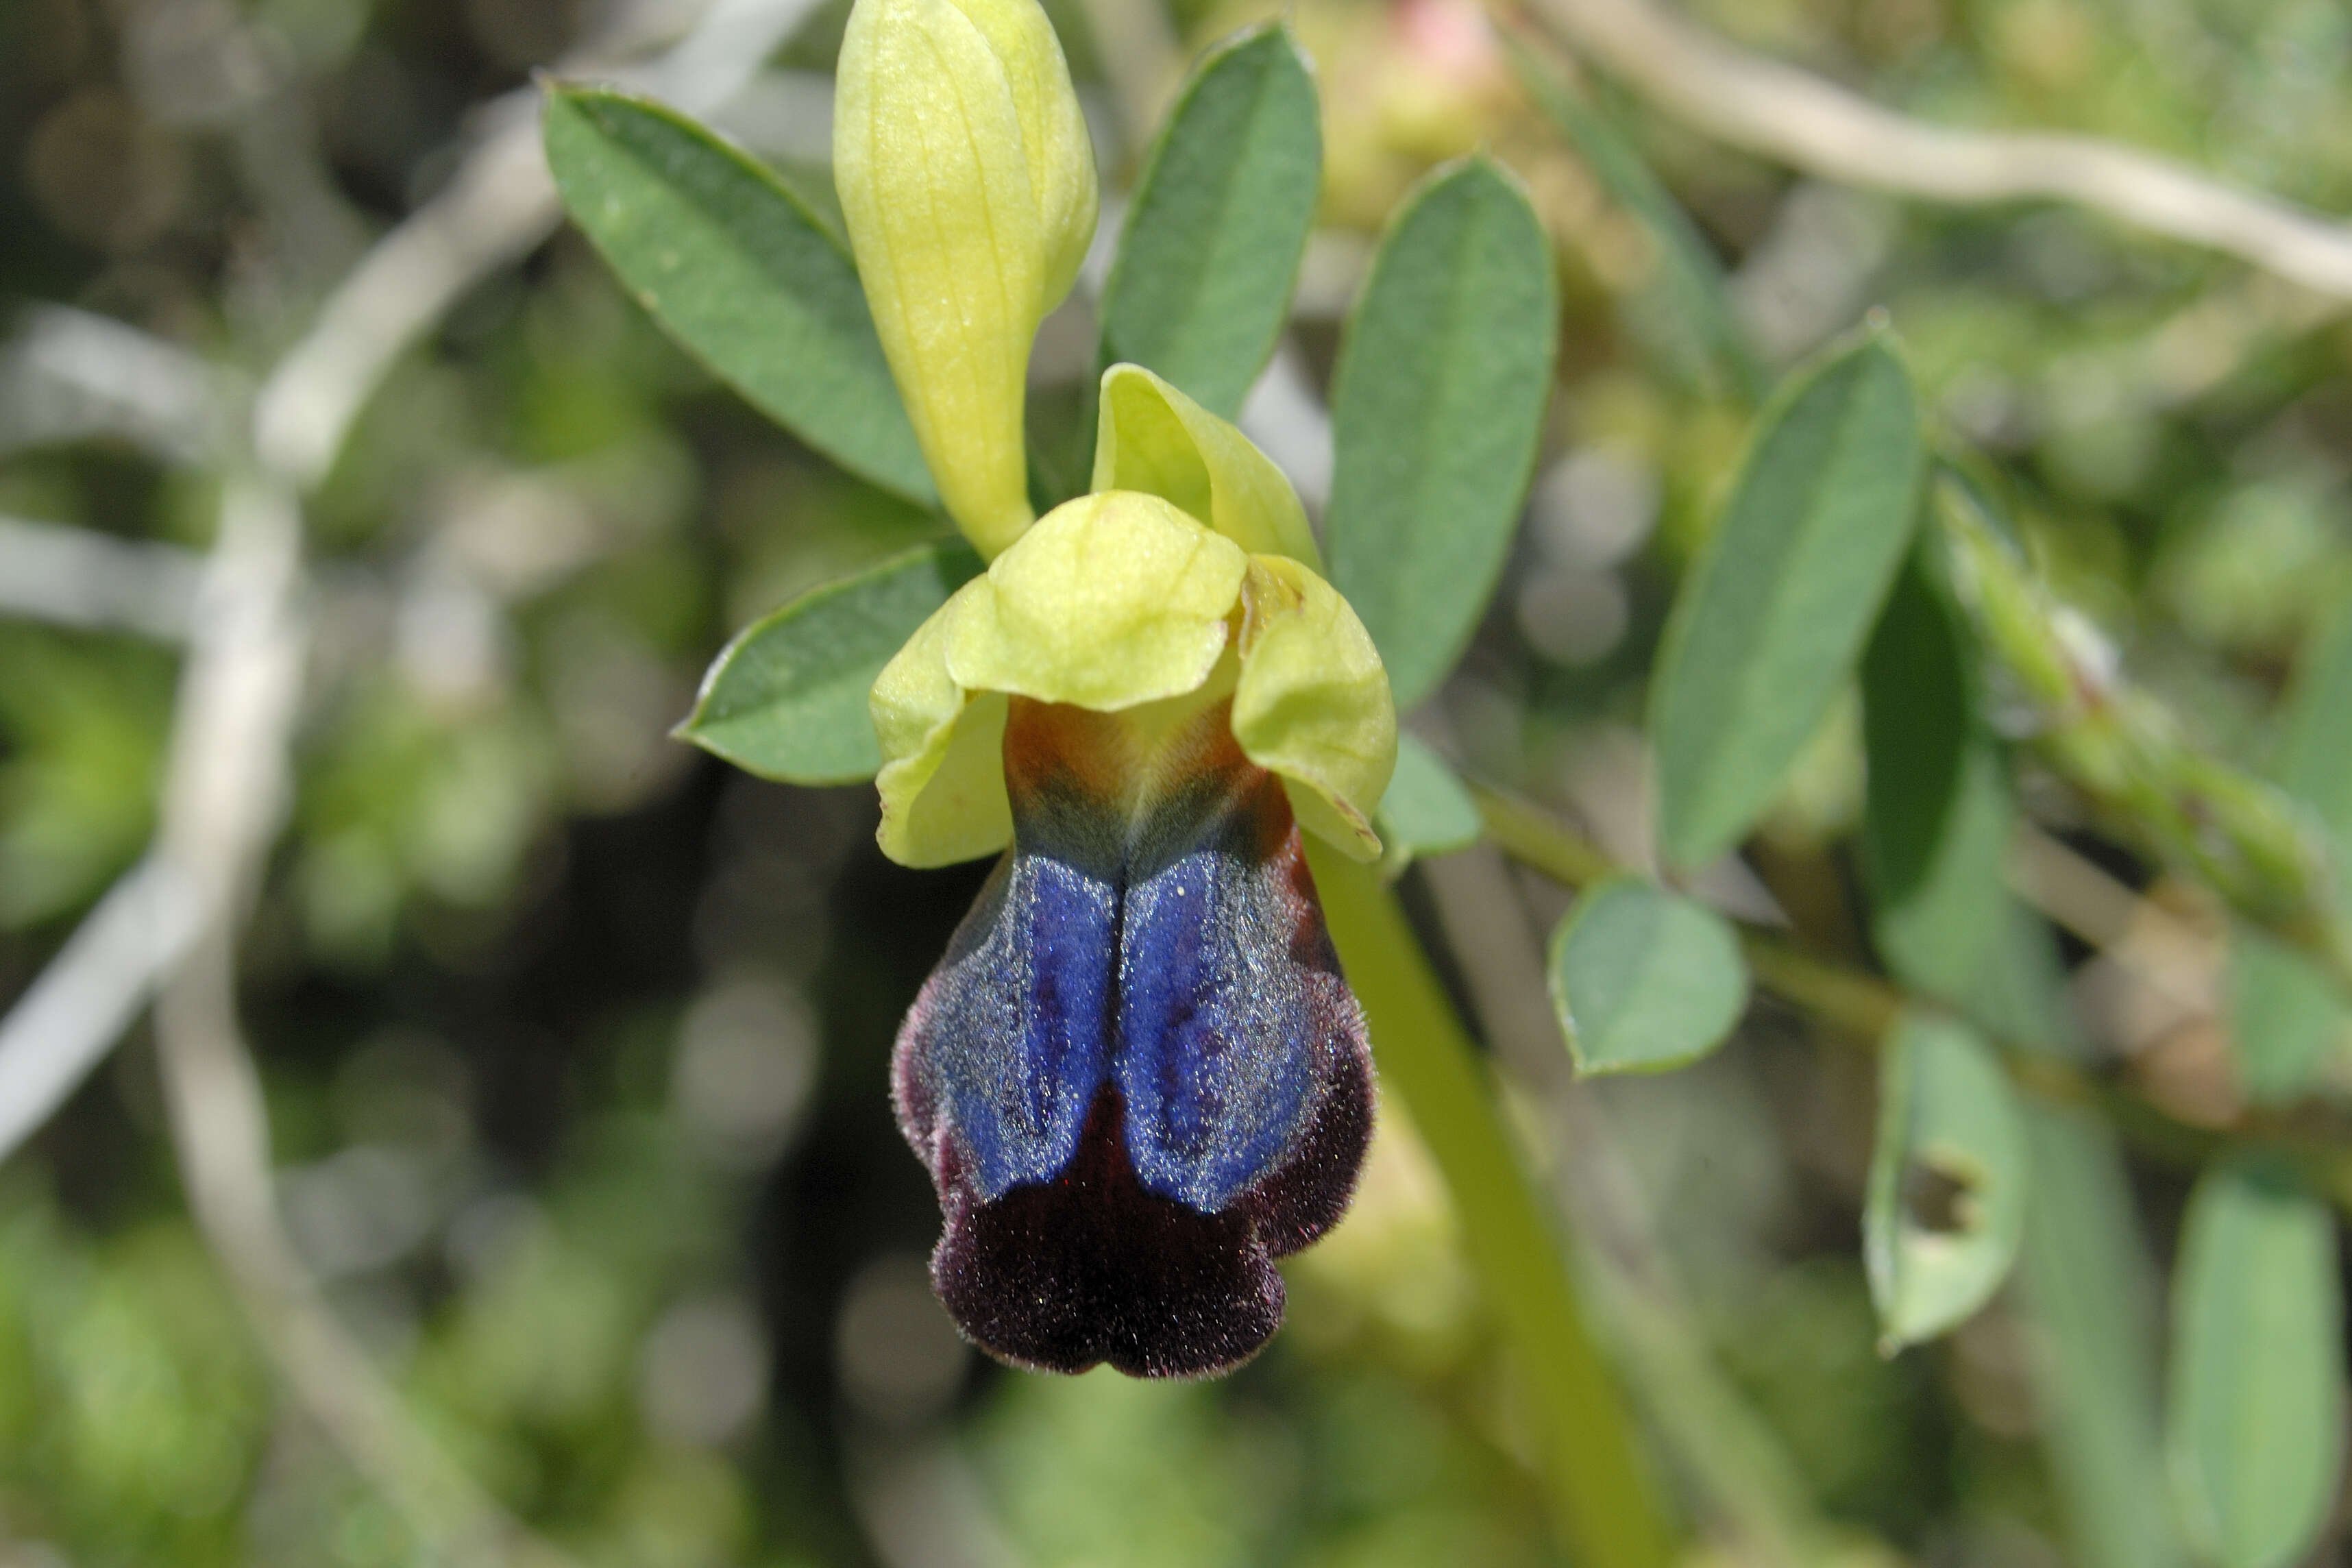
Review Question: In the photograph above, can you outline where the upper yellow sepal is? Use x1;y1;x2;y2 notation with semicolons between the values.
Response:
870;484;1396;867
833;0;1099;559
948;490;1249;711
1092;365;1322;569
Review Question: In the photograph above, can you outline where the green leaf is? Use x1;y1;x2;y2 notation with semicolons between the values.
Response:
1862;540;2079;1053
1863;1012;2027;1349
2229;931;2343;1101
2229;605;2352;1100
2016;1107;2190;1568
1099;24;1321;419
678;541;982;783
1546;876;1748;1076
2274;602;2352;867
1650;333;1923;869
1375;734;1481;872
2168;1159;2345;1568
1502;33;1762;402
1863;544;2005;990
542;84;935;506
1327;158;1559;709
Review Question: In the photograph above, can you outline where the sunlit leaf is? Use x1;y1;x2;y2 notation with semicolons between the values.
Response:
1863;1012;2026;1349
1326;158;1558;709
1547;876;1748;1076
2168;1158;2344;1568
679;541;982;783
2016;1107;2190;1568
542;84;936;506
1374;734;1480;873
1099;25;1321;419
1650;334;1922;869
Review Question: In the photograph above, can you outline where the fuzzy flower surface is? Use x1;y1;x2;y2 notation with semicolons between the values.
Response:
837;0;1395;1377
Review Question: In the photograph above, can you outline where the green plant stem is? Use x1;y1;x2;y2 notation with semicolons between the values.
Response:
1304;839;1678;1568
1472;784;2352;1210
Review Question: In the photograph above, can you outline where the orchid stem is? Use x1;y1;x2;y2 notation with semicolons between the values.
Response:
1304;840;1678;1568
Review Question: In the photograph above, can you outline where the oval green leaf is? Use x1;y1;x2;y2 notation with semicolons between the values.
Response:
1326;158;1559;709
542;84;935;506
2168;1159;2344;1568
1546;875;1748;1076
1099;24;1321;419
2229;931;2344;1102
1650;334;1923;869
1862;540;2077;1052
1863;543;2006;992
2017;1107;2190;1568
1375;733;1481;872
678;540;983;784
1863;1012;2027;1349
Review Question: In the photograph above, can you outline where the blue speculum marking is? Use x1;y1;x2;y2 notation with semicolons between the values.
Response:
1118;783;1325;1212
911;843;1116;1199
892;695;1373;1377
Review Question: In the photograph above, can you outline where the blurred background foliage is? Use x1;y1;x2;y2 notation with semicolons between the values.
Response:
2;0;2351;1562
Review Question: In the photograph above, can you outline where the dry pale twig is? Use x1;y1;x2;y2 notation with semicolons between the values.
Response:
138;0;831;1545
1520;0;2352;302
0;859;202;1159
258;0;829;485
0;0;829;1158
0;305;228;463
0;0;833;1558
136;475;568;1563
0;514;205;641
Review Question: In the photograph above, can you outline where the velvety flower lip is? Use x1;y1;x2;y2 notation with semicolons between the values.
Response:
892;696;1374;1375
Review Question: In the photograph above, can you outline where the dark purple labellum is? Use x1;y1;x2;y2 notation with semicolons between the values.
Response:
892;697;1374;1377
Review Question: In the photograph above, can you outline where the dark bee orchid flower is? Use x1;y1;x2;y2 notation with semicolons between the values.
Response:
835;0;1395;1376
893;696;1375;1375
861;412;1397;1379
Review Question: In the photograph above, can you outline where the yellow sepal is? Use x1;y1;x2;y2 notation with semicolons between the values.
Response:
870;579;1014;867
946;491;1249;711
1092;364;1322;568
1232;554;1396;861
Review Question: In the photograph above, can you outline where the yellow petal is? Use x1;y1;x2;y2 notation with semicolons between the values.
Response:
1091;364;1322;567
1232;554;1396;860
946;491;1249;711
942;0;1097;306
870;580;1014;866
833;0;1097;559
